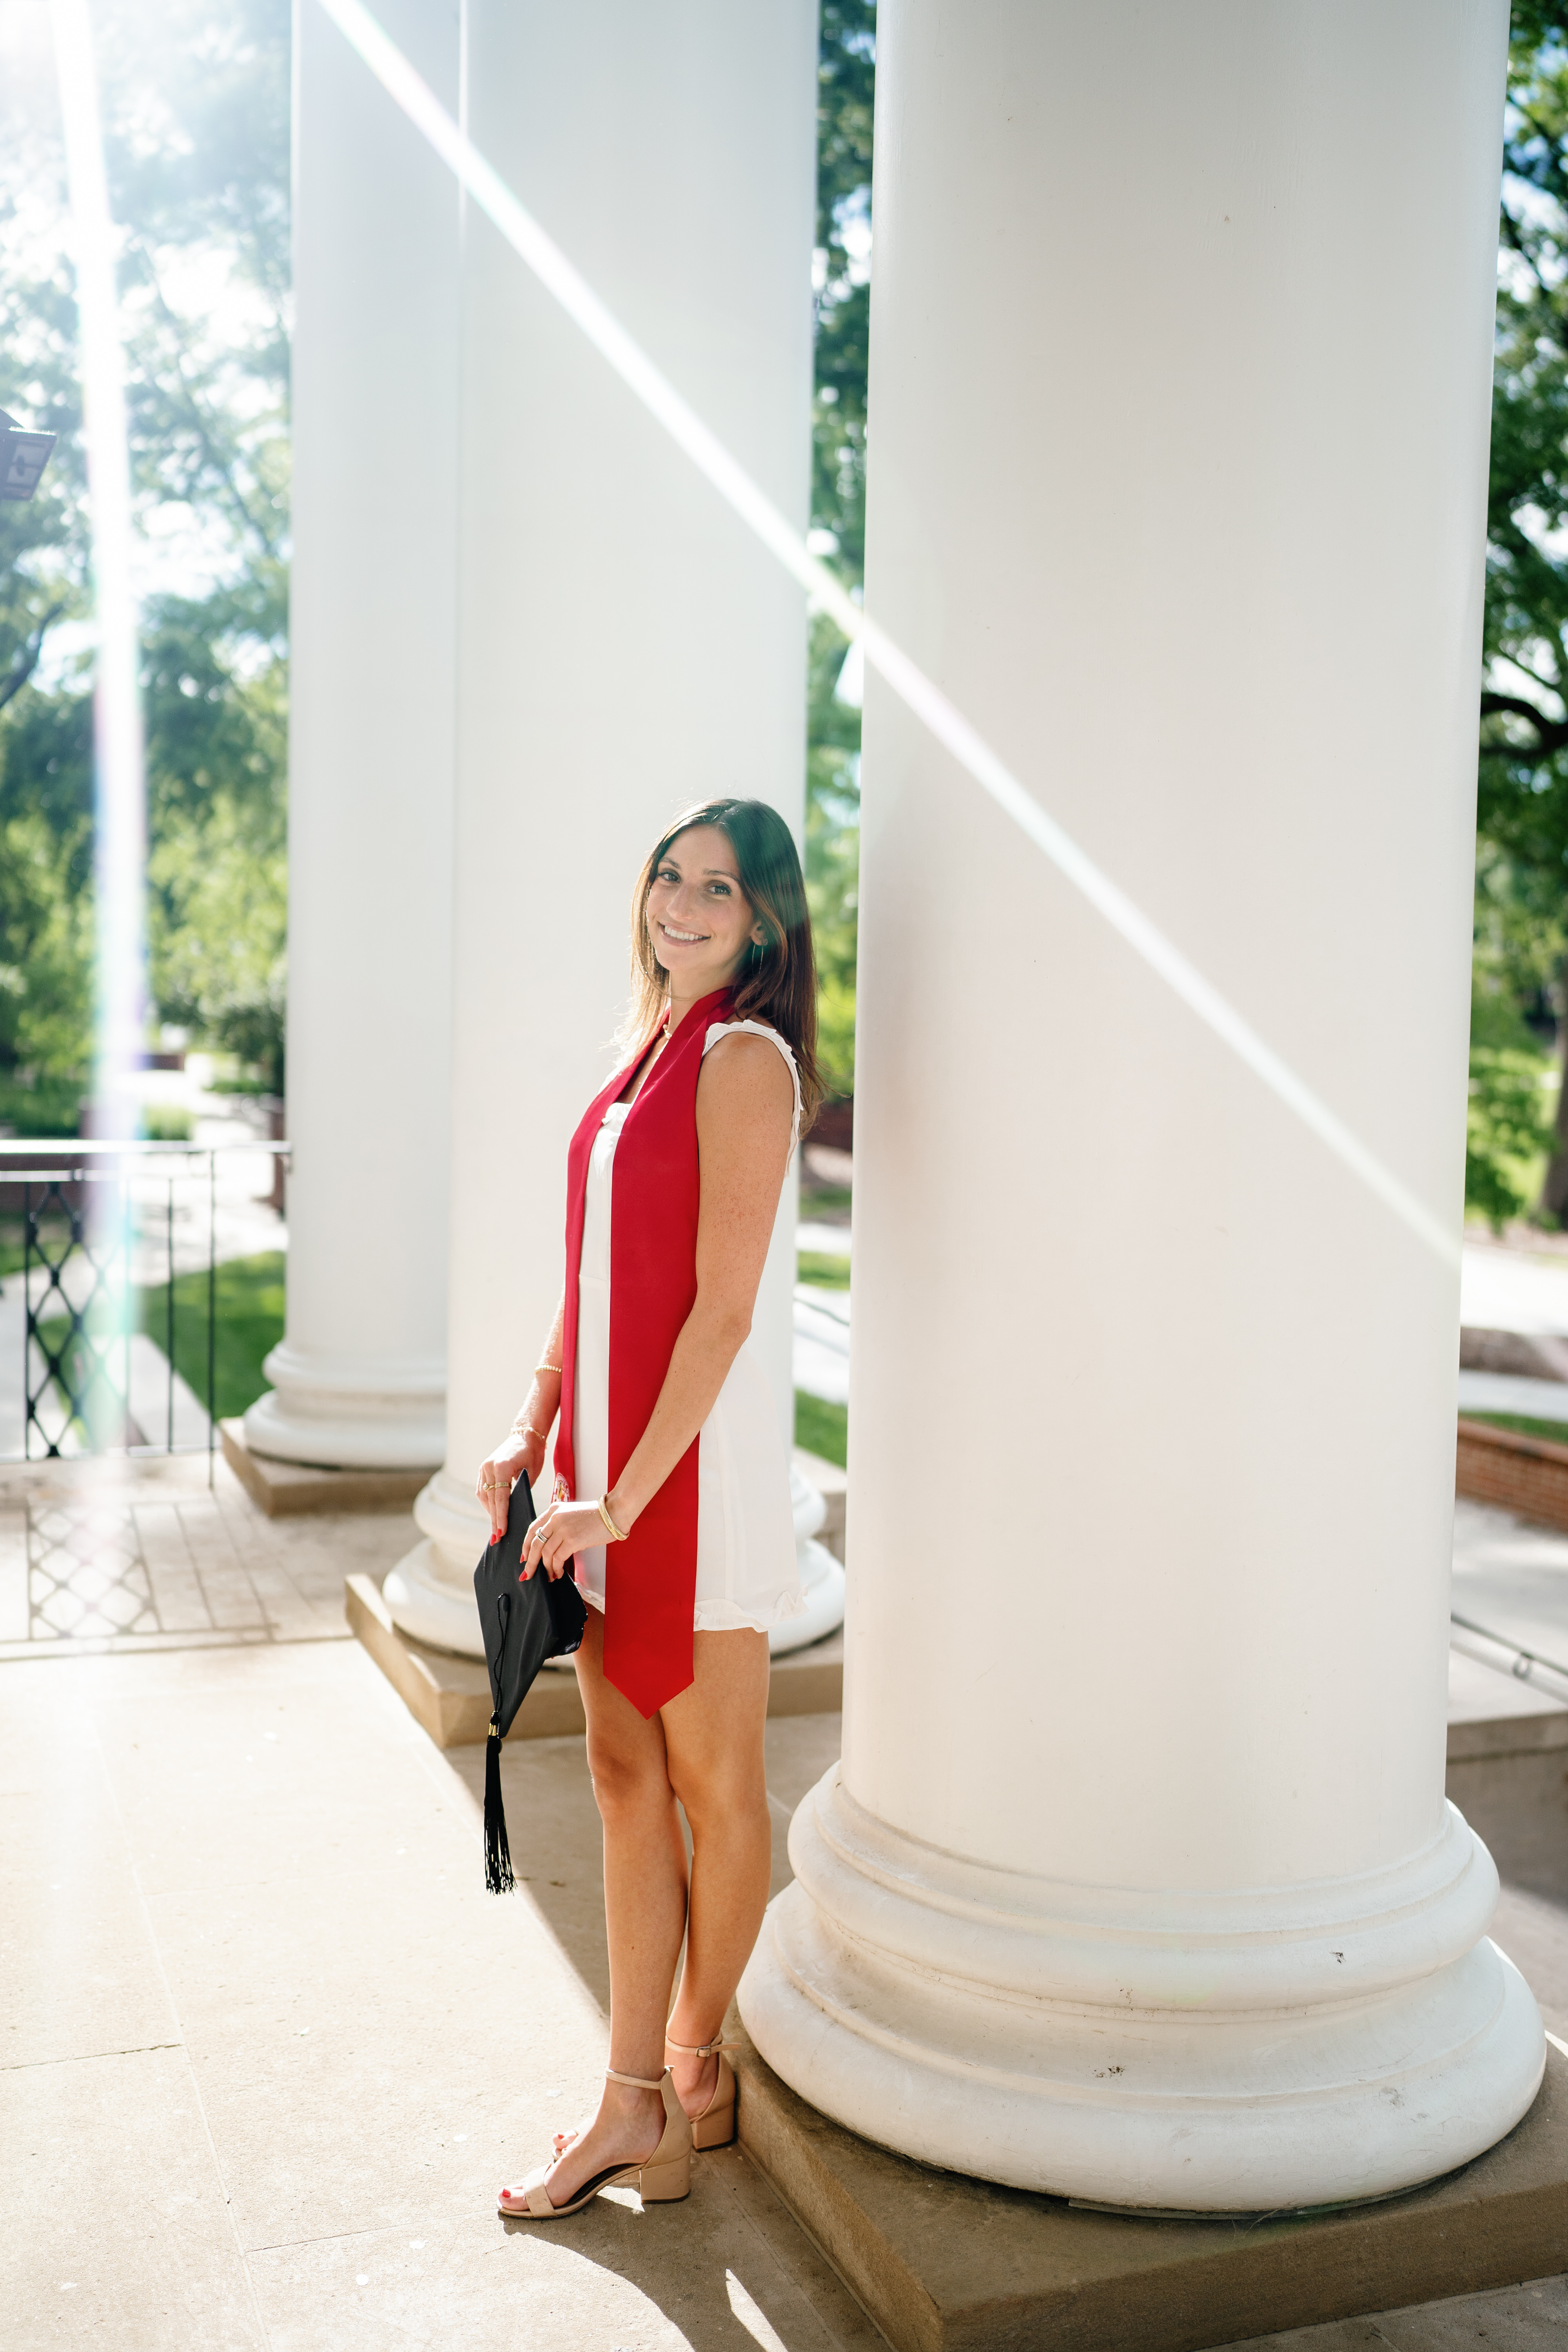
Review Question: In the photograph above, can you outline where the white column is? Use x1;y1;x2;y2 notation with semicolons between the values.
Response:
741;0;1544;2210
242;0;457;1473
384;0;818;1652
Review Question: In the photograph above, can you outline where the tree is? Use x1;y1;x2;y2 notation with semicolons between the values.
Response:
1475;2;1568;1218
0;0;289;1126
806;2;875;1102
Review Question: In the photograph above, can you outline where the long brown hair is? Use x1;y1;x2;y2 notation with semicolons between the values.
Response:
623;797;824;1129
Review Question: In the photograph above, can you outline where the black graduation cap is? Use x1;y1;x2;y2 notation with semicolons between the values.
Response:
472;1473;587;1891
2;411;58;503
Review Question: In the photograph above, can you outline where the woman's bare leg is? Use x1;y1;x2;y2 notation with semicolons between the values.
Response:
503;1608;687;2208
537;1621;774;2181
662;1627;771;2118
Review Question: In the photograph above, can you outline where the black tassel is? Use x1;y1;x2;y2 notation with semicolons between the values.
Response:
483;1718;514;1893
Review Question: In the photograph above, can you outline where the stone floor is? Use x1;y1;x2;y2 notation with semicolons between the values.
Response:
4;1457;1567;2350
0;1451;413;1657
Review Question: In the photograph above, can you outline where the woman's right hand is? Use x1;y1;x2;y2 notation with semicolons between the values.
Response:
475;1430;543;1540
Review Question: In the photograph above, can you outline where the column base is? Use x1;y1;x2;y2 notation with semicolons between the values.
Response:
730;2022;1568;2352
739;1766;1546;2211
382;1463;491;1656
381;1536;485;1657
220;1420;433;1517
773;1464;846;1656
244;1341;446;1470
772;1537;846;1656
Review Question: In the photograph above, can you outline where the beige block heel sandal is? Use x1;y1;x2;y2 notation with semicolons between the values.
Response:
497;2067;692;2218
666;2034;737;2151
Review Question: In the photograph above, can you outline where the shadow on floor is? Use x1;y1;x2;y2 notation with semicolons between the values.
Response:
495;2141;883;2352
444;1706;845;2020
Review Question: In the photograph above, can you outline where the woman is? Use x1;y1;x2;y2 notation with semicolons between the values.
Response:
477;797;821;2221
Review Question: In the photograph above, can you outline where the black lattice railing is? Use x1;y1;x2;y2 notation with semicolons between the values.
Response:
1;1140;289;1464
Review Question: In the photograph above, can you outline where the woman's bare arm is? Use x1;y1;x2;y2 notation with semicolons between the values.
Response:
475;1290;565;1535
520;1033;793;1574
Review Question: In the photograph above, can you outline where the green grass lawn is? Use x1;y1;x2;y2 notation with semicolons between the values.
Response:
795;1390;847;1467
0;1218;76;1279
136;1251;286;1421
797;1249;850;1290
32;1243;847;1472
1461;1408;1568;1446
35;1250;287;1436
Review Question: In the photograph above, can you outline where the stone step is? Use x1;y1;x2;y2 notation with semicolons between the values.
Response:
730;2026;1568;2352
221;1419;435;1516
345;1569;843;1748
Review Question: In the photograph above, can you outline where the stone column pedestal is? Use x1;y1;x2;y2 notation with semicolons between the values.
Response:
741;0;1542;2209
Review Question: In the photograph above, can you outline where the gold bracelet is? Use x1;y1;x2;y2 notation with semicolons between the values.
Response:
597;1494;628;1543
534;1362;562;1377
510;1418;548;1444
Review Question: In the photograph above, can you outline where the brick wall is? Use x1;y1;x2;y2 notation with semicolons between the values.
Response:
1456;1417;1568;1534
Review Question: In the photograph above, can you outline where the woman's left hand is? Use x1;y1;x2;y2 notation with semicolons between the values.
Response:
521;1499;617;1582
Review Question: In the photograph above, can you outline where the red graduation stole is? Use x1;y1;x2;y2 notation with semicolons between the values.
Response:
554;987;734;1716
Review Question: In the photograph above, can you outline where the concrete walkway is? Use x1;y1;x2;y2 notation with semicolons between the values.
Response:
1463;1240;1568;1338
4;1458;1566;2350
2;1630;875;2352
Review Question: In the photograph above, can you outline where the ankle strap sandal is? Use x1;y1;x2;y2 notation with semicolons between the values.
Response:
665;2034;738;2150
497;2067;691;2219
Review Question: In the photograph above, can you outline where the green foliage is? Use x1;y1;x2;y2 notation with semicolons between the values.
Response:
805;6;874;1103
1467;1005;1553;1230
1470;10;1568;1219
0;802;94;1085
797;1249;851;1289
1466;851;1560;1227
813;2;875;580
0;0;290;1121
145;586;288;1093
141;1102;195;1142
1479;7;1568;856
806;613;861;1095
794;1390;848;1468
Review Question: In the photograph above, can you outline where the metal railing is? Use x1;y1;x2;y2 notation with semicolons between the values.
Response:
1450;1609;1568;1699
0;1138;289;1466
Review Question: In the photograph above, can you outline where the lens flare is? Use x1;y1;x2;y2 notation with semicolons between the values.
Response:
54;0;147;1449
316;0;1459;1272
54;0;147;1145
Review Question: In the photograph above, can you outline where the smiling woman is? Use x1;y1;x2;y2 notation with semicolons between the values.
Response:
470;796;823;2224
621;799;825;1111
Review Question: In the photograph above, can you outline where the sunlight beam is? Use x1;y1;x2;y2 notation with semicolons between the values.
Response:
316;0;1460;1272
54;0;147;1147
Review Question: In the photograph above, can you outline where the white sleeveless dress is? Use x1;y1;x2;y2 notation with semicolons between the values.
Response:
571;1020;807;1633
